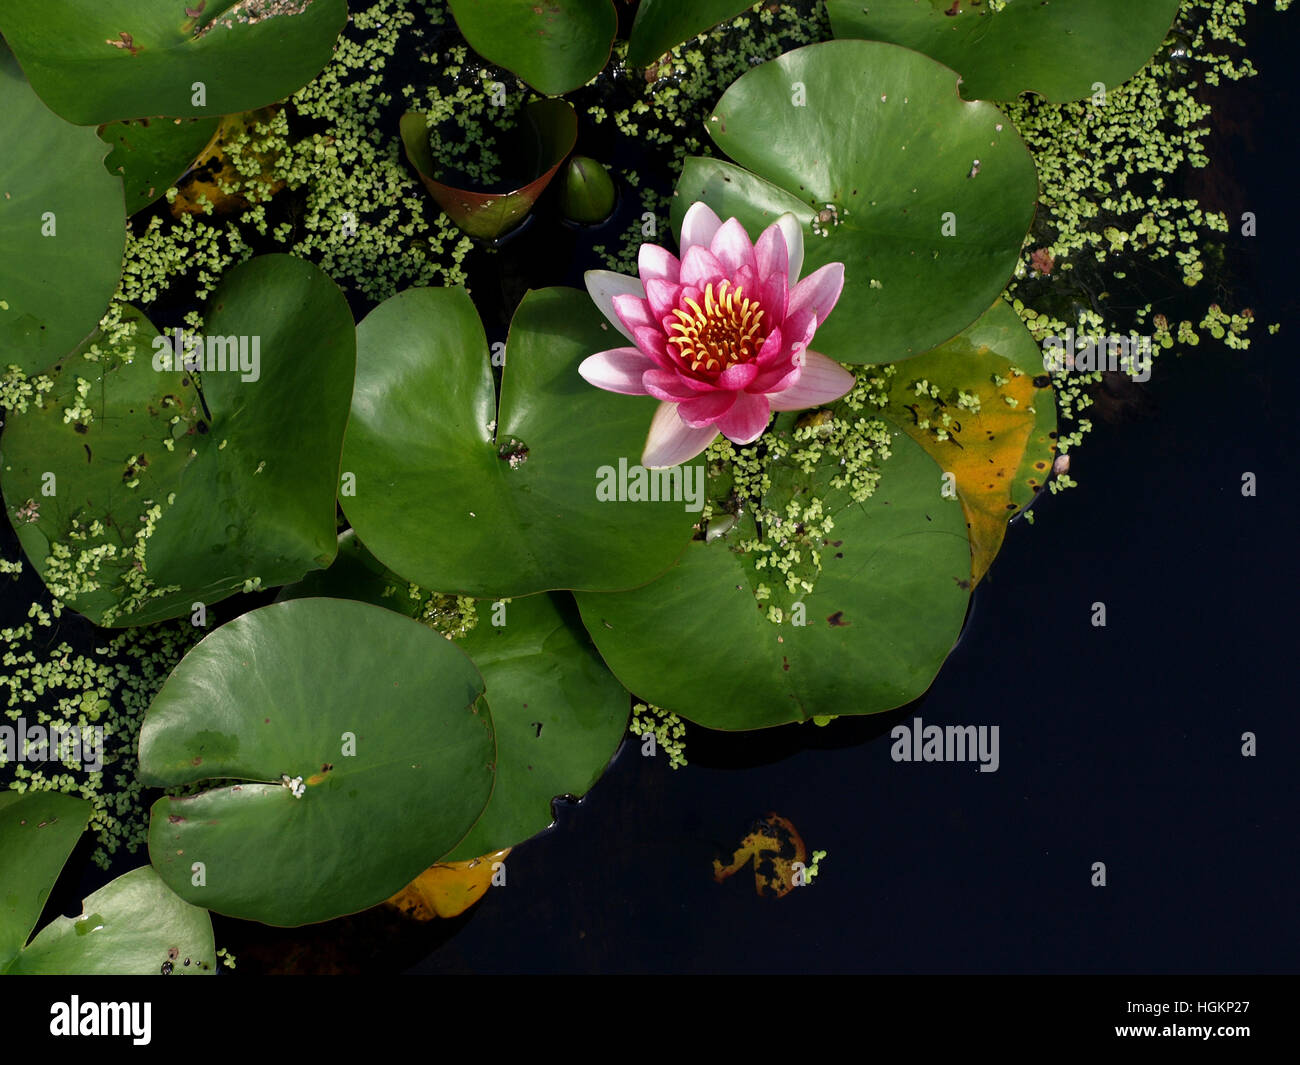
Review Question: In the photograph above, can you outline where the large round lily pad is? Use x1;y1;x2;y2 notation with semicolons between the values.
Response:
140;598;495;927
827;0;1181;104
0;44;125;376
575;431;972;730
446;0;616;97
1;255;355;626
446;592;629;860
340;286;701;598
0;0;347;125
673;40;1038;365
878;299;1057;584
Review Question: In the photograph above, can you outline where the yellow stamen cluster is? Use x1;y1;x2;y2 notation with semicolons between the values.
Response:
665;280;765;376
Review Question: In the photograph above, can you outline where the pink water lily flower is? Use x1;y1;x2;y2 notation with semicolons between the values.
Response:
579;202;855;468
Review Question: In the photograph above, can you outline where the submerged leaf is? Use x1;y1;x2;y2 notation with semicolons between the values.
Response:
713;813;807;899
386;849;510;920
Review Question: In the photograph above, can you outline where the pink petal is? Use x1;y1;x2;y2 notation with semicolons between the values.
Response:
630;325;673;368
679;245;725;289
775;213;804;287
611;293;657;336
787;262;845;325
767;351;855;411
759;322;785;369
638;243;680;286
734;264;759;301
716;390;771;444
585;270;645;343
715;362;759;390
750;361;801;395
578;348;657;396
678;390;737;428
754;225;789;319
644;278;682;324
710;218;757;278
679;202;723;257
642;402;720;469
643;368;715;401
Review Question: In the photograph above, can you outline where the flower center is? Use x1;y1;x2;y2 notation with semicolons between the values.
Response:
665;280;766;377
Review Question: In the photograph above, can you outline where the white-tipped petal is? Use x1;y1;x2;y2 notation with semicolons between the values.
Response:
642;401;721;469
584;270;645;343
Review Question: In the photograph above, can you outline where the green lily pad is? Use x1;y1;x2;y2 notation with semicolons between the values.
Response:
0;0;347;125
400;99;578;240
575;431;971;730
0;793;214;975
446;0;616;96
625;0;757;67
827;0;1181;104
878;299;1057;584
0;255;355;626
0;791;91;970
445;592;629;860
340;286;701;598
11;867;215;975
0;44;125;376
140;598;494;927
100;115;221;215
672;39;1038;365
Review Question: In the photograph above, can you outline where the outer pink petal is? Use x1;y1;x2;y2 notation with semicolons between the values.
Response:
710;217;758;278
787;262;845;324
755;222;788;283
678;390;737;428
679;202;723;258
578;348;657;396
775;213;804;287
716;390;771;444
680;245;725;289
767;351;855;411
638;243;680;286
585;270;645;343
643;402;720;469
754;225;789;319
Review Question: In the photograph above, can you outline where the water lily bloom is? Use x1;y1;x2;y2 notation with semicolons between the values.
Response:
580;202;855;468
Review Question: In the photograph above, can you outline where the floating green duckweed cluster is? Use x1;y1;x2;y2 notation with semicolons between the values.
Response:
0;557;200;868
630;701;687;769
415;589;480;641
804;847;827;884
702;390;894;620
1003;0;1276;466
404;44;529;188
